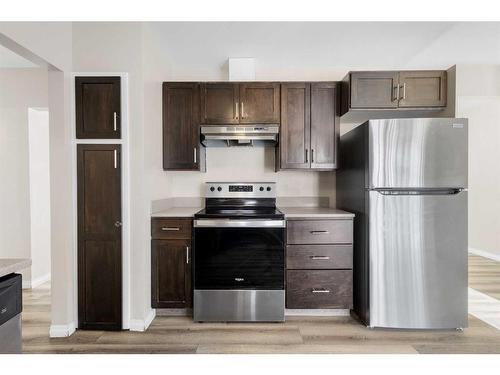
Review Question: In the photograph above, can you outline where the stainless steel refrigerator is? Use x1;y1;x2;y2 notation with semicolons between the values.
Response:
337;118;468;329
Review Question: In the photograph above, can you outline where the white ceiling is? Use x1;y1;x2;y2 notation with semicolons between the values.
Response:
0;43;38;68
144;22;500;80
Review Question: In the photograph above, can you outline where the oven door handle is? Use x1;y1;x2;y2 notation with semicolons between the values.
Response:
194;219;286;228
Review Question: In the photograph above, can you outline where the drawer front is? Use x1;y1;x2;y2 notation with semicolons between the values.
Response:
151;218;192;239
287;245;352;270
287;219;353;244
286;270;352;309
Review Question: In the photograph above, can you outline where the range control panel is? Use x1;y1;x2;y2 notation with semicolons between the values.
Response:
205;182;276;198
229;185;253;192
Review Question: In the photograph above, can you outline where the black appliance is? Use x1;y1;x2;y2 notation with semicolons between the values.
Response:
0;273;22;353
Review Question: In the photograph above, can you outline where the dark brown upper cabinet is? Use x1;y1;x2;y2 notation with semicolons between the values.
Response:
278;83;310;169
163;82;205;171
398;71;447;108
239;82;280;123
349;71;399;109
311;83;338;169
200;83;240;124
200;82;280;125
341;70;447;115
75;76;121;139
277;82;339;171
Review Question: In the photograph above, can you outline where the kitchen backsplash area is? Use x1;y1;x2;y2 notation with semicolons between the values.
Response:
152;146;336;203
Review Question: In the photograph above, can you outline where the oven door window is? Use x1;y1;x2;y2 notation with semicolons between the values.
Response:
194;227;284;290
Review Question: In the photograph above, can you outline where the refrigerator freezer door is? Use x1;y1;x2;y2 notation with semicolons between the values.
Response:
369;190;468;329
368;118;468;189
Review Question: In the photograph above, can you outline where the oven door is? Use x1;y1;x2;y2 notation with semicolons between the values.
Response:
193;219;285;290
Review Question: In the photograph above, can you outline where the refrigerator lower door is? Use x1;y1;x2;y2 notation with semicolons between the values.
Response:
369;189;468;329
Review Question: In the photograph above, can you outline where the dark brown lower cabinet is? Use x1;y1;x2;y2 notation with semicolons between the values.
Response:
77;144;122;330
151;218;192;308
286;218;353;309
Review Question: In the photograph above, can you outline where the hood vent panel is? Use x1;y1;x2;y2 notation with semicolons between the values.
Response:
201;126;279;147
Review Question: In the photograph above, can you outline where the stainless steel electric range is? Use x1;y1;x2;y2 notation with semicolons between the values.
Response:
193;182;285;322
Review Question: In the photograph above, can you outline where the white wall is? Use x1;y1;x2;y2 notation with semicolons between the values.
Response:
0;22;72;71
0;68;48;285
1;23;76;333
28;108;51;286
455;65;500;257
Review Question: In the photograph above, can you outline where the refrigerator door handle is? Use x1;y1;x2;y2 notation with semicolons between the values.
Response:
374;188;465;196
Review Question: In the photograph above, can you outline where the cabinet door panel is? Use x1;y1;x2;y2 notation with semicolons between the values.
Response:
200;83;239;124
279;83;310;169
151;239;192;308
77;144;122;330
163;83;203;171
76;76;121;139
240;82;280;123
398;71;447;108
311;83;338;169
350;72;398;109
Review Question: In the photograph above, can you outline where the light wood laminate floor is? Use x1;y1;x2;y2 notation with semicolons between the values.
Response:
21;254;500;354
469;254;500;300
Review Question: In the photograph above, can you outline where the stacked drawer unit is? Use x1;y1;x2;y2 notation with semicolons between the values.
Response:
286;219;353;309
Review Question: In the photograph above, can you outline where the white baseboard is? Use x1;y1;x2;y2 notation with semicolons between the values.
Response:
129;309;156;332
469;247;500;262
22;273;51;289
49;322;76;338
31;273;51;288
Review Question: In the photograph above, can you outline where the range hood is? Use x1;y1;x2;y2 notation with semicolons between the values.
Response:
200;125;279;147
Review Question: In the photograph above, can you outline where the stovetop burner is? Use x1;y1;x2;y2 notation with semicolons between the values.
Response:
195;207;283;219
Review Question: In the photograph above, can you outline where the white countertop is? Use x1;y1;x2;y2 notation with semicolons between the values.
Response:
151;206;354;219
151;207;203;218
0;258;32;279
279;207;355;219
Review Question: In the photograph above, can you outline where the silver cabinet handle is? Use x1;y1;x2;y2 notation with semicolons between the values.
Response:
235;101;239;119
310;256;330;260
113;112;117;131
194;147;197;163
393;85;400;102
399;84;406;100
312;288;330;293
305;149;308;163
186;246;189;264
161;227;180;231
311;149;314;163
241;102;246;119
114;150;118;169
310;230;329;234
114;221;122;227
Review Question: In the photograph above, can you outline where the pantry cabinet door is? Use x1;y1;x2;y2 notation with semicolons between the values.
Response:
75;76;121;139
